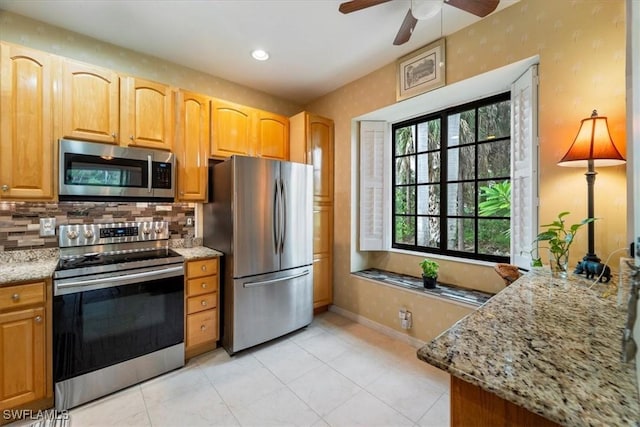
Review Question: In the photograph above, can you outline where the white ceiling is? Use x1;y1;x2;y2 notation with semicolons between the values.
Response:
0;0;519;105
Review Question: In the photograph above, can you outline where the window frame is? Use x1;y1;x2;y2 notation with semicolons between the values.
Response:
391;92;512;263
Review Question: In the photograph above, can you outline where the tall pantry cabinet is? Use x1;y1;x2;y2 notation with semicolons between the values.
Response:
289;112;334;310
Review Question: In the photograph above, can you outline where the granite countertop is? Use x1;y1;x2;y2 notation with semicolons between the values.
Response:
417;266;640;426
172;246;223;260
0;248;59;285
0;242;223;285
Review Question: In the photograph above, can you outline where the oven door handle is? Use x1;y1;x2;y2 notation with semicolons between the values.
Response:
55;266;184;294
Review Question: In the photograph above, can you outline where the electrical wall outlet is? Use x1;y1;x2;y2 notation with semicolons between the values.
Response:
186;217;194;227
398;308;412;330
39;217;56;237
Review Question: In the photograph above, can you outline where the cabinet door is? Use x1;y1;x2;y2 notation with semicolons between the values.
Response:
176;91;209;201
313;255;332;309
0;44;54;200
122;77;174;150
256;110;289;160
210;99;252;158
61;59;119;143
313;204;333;308
308;115;334;203
0;307;45;410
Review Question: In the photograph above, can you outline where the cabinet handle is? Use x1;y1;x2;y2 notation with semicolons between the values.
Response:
111;132;117;138
201;300;207;307
35;316;42;323
201;265;207;272
201;283;207;289
12;293;19;302
200;325;206;331
1;185;8;192
129;135;134;140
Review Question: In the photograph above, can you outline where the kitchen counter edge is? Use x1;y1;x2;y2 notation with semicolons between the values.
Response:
417;263;640;427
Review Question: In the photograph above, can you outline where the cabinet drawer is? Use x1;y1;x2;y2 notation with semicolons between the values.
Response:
186;309;217;347
186;258;218;278
186;293;217;314
0;282;45;311
186;275;218;297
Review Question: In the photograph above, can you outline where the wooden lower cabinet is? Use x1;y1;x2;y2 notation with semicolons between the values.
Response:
450;376;559;427
0;280;52;425
184;258;220;359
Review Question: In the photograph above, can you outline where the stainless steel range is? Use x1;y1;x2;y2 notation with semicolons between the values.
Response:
53;221;185;410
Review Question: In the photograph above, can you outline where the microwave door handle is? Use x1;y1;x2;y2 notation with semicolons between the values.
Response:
147;155;153;193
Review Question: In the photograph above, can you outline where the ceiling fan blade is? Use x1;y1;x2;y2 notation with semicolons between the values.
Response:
444;0;499;17
339;0;393;14
393;9;418;46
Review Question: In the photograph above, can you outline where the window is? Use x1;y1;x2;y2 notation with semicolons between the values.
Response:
359;63;538;269
391;93;511;262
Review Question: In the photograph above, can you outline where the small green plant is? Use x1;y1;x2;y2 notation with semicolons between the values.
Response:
419;259;439;278
534;211;595;269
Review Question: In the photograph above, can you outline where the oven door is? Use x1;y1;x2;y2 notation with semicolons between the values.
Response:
53;265;184;382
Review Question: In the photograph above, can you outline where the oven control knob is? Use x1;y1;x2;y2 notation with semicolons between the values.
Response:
142;227;151;235
67;230;79;240
155;227;164;235
83;230;94;239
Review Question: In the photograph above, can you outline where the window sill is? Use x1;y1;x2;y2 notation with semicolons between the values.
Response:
352;268;494;308
387;247;498;268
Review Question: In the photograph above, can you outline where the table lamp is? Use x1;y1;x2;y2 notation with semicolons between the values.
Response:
558;110;625;281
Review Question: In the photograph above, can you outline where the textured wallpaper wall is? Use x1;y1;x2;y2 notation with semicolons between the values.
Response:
0;10;302;116
306;0;627;341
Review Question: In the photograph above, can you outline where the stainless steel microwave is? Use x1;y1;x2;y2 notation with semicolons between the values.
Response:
59;139;175;201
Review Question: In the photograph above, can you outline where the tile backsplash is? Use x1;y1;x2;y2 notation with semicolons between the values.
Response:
0;201;195;251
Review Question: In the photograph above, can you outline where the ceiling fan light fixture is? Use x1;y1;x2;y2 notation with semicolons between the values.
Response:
251;49;270;61
411;0;443;20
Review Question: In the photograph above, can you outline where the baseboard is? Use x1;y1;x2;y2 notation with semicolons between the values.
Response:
328;305;426;348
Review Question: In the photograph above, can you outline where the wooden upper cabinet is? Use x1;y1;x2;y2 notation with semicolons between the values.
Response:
122;76;174;150
61;59;120;144
255;111;289;160
211;99;290;160
0;43;54;200
210;99;252;158
291;112;334;203
176;90;210;202
309;116;334;204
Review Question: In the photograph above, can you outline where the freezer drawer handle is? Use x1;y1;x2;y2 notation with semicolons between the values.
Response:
242;270;310;288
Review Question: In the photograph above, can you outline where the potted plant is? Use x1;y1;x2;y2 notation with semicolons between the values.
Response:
420;258;439;288
534;211;594;278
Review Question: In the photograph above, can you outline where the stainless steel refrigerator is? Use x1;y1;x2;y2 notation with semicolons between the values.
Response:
204;155;313;354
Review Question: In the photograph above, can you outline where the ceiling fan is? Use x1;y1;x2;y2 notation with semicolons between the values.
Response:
339;0;499;46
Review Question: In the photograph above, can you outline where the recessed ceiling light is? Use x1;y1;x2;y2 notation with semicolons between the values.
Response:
251;49;269;61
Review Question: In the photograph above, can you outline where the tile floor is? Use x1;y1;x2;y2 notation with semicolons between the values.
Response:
25;311;451;427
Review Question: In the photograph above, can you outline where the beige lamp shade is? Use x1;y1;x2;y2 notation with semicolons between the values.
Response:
558;110;625;167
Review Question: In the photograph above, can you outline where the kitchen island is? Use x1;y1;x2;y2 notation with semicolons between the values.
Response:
417;266;640;426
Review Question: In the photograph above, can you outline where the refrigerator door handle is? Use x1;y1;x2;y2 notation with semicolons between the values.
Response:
279;178;287;254
273;179;280;254
242;270;310;288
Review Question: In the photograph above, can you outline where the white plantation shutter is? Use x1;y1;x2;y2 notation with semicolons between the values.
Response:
510;65;539;269
359;121;389;250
